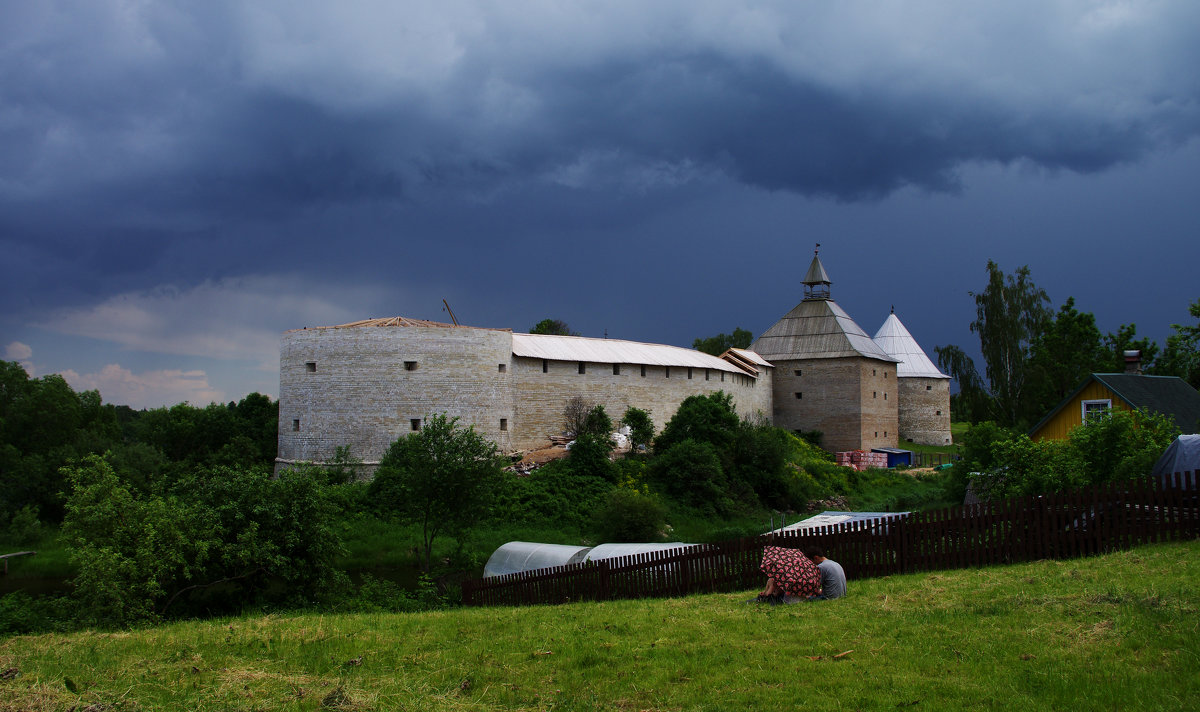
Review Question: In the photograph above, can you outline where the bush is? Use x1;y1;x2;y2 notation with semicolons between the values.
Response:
591;488;667;543
4;504;43;545
649;439;732;516
566;433;618;481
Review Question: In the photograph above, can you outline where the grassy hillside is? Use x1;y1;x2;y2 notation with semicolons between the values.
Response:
2;540;1197;711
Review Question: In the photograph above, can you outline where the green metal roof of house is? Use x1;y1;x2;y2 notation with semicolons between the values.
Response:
1030;373;1200;435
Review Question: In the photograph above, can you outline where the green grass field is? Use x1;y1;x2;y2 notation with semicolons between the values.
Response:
3;539;1196;711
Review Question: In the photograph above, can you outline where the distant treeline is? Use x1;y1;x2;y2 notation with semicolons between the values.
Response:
0;360;277;525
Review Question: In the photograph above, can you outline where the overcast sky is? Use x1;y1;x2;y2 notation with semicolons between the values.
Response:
2;1;1198;409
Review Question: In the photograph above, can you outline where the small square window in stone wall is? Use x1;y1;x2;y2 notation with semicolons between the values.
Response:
578;362;586;374
292;419;300;431
705;370;710;381
411;419;421;431
405;361;418;371
795;392;802;399
936;410;942;415
794;369;802;376
721;372;725;382
498;364;507;373
927;385;932;390
500;418;508;431
687;368;693;380
613;364;620;375
542;360;548;373
306;362;316;373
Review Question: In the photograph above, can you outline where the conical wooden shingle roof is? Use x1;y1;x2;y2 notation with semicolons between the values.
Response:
872;312;949;379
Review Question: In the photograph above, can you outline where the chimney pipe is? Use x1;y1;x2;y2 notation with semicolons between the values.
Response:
1123;350;1142;375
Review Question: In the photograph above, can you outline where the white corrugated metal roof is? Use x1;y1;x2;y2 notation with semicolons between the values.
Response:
872;313;950;379
752;299;898;362
513;333;759;375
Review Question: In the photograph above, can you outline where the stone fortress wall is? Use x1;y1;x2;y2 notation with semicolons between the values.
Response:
277;324;771;472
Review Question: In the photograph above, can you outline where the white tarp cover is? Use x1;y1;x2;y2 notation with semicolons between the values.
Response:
1152;434;1200;481
483;541;592;578
773;510;908;534
584;542;700;562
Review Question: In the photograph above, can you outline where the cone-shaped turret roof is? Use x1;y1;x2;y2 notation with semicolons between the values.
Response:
802;246;831;301
872;311;950;379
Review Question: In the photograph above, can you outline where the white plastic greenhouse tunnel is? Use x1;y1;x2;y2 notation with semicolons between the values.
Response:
483;541;700;578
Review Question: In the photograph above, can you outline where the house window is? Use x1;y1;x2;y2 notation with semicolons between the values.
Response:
873;369;877;376
543;359;548;373
613;364;620;375
884;392;887;400
721;372;725;382
498;364;507;373
873;391;877;398
927;385;932;391
641;365;646;377
665;367;670;378
578;362;586;374
1082;399;1112;422
875;432;879;437
794;369;802;377
705;370;710;381
292;419;300;432
500;418;508;431
404;361;418;371
687;368;693;380
795;392;802;399
410;418;422;431
936;410;942;415
305;362;317;373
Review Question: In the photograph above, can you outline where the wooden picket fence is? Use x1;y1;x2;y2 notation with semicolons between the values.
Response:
461;472;1199;607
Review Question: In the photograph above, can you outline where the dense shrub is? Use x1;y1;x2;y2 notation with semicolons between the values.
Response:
649;439;732;516
591;488;667;543
491;463;613;529
62;456;346;625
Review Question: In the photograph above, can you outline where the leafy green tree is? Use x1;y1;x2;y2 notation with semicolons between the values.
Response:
936;261;1050;428
692;327;753;356
621;407;655;451
0;362;120;521
654;392;741;455
934;344;990;423
62;456;346;625
368;414;505;571
530;318;579;336
1152;299;1200;387
582;404;613;438
648;439;732;516
1025;297;1104;416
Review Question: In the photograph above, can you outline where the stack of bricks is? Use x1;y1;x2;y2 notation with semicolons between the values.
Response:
835;450;888;471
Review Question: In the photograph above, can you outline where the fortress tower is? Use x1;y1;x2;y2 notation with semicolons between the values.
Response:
750;248;899;452
873;310;952;445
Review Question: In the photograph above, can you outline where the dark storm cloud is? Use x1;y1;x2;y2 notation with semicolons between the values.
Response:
6;1;1199;230
4;1;1200;391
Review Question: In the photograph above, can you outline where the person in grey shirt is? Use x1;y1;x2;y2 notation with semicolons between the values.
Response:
804;546;846;600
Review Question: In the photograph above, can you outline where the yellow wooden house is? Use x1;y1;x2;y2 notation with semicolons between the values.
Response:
1030;373;1200;441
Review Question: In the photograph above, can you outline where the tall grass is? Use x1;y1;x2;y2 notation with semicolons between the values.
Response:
3;540;1196;711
